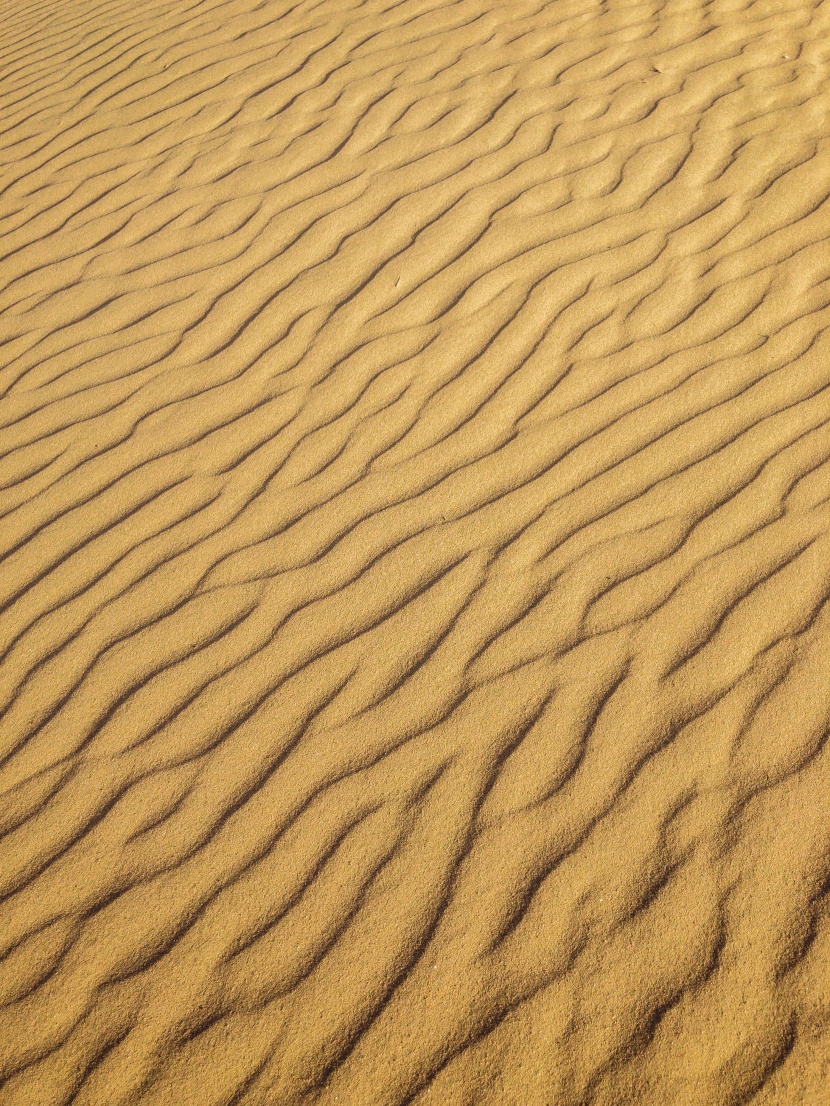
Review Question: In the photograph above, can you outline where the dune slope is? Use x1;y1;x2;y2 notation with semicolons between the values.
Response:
1;0;830;1103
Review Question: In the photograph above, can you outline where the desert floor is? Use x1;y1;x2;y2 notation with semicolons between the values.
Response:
1;0;829;1103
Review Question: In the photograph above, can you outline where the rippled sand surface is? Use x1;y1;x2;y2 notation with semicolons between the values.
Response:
2;0;830;1103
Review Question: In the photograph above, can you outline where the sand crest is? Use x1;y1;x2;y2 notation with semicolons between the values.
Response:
1;0;829;1102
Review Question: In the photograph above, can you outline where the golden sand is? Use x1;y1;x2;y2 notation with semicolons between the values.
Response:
1;0;829;1102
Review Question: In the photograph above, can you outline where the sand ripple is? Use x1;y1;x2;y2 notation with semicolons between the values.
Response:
1;0;830;1102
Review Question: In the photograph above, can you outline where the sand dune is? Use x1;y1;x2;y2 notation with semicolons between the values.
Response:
1;0;830;1102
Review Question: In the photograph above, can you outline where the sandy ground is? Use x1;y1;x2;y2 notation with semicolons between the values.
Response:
1;0;830;1102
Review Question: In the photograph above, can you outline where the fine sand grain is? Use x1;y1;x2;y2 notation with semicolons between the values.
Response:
1;0;830;1103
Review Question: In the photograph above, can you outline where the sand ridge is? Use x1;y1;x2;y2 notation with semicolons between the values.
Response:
1;0;830;1102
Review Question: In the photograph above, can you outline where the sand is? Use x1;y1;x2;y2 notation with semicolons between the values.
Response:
1;0;829;1102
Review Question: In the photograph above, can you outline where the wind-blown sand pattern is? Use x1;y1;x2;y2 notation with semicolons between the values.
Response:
1;0;830;1102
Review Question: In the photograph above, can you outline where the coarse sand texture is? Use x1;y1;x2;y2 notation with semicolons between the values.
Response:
1;0;830;1103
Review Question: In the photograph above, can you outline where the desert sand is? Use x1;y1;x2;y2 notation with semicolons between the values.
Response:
1;0;829;1102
